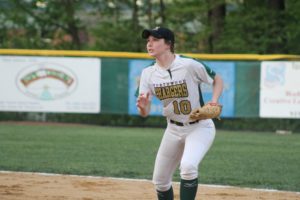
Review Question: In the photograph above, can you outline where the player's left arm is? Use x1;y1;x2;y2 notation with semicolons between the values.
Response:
188;58;223;104
211;74;223;104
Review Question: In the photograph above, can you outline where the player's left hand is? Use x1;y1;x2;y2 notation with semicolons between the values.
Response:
189;103;222;120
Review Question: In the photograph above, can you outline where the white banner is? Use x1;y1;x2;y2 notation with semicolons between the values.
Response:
260;61;300;118
0;56;101;113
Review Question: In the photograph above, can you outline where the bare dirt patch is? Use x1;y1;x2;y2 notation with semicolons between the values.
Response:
1;171;299;200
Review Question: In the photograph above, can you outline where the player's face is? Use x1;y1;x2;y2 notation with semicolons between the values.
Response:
146;36;171;57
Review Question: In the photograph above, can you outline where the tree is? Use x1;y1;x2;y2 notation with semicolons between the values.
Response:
265;0;286;53
207;0;226;53
159;0;166;25
285;0;300;54
164;0;207;53
1;0;300;53
216;0;292;54
91;0;145;52
0;0;88;49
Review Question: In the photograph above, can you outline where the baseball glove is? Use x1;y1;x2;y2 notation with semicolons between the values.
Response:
189;103;222;120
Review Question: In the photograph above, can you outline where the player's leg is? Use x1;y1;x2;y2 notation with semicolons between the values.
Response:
153;125;184;200
156;186;174;200
179;120;216;200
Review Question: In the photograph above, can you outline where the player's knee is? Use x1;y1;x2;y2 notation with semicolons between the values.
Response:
152;178;172;191
180;162;198;180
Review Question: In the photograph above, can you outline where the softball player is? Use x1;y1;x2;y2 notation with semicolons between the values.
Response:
136;27;223;200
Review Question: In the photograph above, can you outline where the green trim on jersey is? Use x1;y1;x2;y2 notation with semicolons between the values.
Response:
134;60;156;97
135;86;139;97
179;55;213;107
201;61;216;79
198;85;205;107
179;54;216;79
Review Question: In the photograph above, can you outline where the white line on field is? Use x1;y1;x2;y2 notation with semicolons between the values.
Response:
1;170;299;195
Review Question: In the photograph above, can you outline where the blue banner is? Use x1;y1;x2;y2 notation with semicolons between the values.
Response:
128;60;163;115
202;61;235;117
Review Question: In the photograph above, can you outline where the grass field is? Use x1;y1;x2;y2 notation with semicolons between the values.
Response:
0;122;299;192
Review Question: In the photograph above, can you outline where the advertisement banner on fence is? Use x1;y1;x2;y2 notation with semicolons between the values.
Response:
0;56;101;113
128;59;235;117
260;61;300;118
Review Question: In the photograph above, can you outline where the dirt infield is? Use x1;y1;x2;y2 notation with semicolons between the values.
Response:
1;171;300;200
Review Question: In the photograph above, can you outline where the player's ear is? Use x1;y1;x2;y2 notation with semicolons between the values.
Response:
165;40;174;52
165;39;174;53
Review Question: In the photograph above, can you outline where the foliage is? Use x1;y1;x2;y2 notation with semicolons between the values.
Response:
0;0;300;53
285;0;300;54
91;21;144;52
0;0;88;49
216;1;289;54
164;0;208;53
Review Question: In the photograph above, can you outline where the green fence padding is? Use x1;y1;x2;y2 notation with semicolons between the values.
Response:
235;62;260;117
101;58;129;113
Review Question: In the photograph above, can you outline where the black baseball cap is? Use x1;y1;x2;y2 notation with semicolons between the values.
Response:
142;27;175;44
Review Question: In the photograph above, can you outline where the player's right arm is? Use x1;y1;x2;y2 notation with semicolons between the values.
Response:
136;69;152;117
136;92;151;117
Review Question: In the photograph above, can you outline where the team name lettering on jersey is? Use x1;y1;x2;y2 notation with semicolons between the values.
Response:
154;80;188;100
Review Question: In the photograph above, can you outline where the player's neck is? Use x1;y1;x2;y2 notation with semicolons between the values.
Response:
156;52;176;69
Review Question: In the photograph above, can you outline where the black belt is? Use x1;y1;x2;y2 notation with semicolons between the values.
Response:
170;119;199;126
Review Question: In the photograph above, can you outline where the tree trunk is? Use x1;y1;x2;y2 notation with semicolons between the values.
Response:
132;0;138;32
132;0;141;51
146;0;153;27
243;0;265;8
266;0;286;53
63;0;81;49
267;0;285;9
159;0;166;25
207;0;226;53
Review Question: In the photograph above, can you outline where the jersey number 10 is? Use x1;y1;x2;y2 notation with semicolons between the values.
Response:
172;100;191;115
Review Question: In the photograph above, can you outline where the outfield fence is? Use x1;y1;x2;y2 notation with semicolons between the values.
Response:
0;49;300;131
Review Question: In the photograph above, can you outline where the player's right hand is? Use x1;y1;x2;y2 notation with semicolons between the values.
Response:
136;92;150;110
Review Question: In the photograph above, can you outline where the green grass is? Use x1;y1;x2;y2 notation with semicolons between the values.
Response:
0;123;299;192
